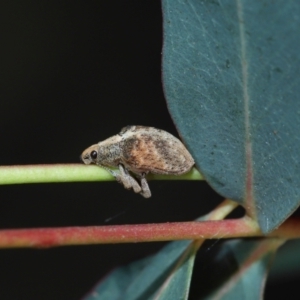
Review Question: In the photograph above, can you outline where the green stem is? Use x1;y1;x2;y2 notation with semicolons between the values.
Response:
0;164;203;185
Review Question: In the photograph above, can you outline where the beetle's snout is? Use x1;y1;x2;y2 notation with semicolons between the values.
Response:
80;144;99;165
80;153;90;164
80;151;92;165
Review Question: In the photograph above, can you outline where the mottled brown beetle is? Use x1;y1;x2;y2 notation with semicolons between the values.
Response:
81;126;194;198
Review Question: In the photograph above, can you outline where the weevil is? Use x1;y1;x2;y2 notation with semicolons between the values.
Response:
81;126;194;198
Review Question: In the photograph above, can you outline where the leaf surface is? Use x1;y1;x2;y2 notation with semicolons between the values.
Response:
84;240;196;300
194;239;283;299
162;0;300;232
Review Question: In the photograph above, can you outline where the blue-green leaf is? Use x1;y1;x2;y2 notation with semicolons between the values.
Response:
199;239;282;300
84;240;196;300
268;239;300;282
162;0;300;233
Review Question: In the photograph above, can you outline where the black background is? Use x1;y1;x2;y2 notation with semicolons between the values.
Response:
0;1;296;299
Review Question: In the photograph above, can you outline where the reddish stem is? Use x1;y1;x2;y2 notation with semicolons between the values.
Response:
0;217;298;249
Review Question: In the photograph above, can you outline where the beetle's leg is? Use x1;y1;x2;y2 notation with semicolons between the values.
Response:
139;173;151;198
117;164;132;189
101;166;118;178
118;164;142;194
100;165;127;187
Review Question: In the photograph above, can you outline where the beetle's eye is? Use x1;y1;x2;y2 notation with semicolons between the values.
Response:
90;150;98;160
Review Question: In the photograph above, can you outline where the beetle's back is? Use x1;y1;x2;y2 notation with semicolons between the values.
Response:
120;126;194;175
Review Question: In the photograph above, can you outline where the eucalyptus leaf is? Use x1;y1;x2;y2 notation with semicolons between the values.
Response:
84;240;196;300
268;239;300;282
162;0;300;233
192;239;281;300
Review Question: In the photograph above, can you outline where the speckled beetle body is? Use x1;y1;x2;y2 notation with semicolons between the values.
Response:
81;126;194;198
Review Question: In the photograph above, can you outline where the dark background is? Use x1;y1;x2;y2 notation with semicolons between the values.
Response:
0;1;297;299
